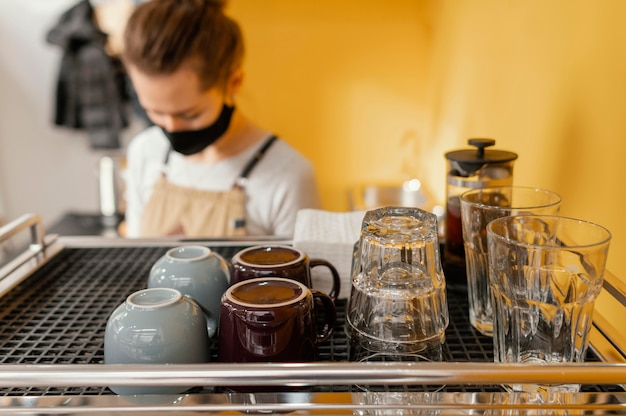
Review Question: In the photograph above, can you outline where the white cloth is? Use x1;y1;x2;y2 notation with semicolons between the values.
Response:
293;209;366;299
124;126;321;238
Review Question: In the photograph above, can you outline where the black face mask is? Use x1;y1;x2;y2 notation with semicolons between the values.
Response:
161;104;235;156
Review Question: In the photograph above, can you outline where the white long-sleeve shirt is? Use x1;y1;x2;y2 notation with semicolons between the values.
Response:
124;126;321;238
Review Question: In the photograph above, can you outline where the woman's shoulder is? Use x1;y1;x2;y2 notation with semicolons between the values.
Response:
265;137;313;169
252;137;316;185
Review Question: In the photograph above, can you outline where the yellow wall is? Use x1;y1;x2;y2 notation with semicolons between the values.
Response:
229;0;626;279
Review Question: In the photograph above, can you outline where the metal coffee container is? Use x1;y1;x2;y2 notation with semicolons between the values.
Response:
443;138;517;289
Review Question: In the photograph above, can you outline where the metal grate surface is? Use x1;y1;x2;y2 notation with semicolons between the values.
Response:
0;246;621;397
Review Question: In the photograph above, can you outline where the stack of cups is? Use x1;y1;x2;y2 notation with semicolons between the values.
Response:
346;206;449;363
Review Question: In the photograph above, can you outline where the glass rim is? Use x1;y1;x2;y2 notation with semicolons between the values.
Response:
486;214;612;249
362;206;439;240
460;186;562;211
363;206;438;221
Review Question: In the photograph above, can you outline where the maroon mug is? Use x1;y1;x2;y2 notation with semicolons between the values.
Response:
230;245;341;300
218;277;336;364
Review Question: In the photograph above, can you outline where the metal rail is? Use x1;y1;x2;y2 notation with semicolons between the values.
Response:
0;213;45;248
0;362;625;388
0;362;625;413
0;214;62;298
0;391;625;415
0;392;622;414
604;270;626;309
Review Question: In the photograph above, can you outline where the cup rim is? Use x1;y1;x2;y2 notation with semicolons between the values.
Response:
225;277;308;308
165;245;212;262
127;288;183;309
460;186;562;211
231;245;304;268
486;214;612;249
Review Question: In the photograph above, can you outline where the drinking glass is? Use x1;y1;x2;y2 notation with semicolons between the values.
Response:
487;215;611;394
346;206;449;363
460;187;561;336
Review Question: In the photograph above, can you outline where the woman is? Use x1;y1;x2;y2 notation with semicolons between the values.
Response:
122;0;321;238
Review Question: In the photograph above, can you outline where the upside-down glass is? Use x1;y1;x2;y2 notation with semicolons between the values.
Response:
346;207;449;362
460;187;562;336
487;215;611;394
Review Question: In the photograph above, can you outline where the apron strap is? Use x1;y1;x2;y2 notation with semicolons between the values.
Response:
160;135;278;186
234;135;278;189
162;145;172;176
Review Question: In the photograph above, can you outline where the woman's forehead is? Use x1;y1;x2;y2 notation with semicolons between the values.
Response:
129;65;221;114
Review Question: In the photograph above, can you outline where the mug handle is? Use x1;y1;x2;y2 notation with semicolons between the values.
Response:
310;289;336;344
309;259;341;300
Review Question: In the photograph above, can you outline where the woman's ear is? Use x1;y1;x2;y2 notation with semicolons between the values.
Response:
227;68;244;102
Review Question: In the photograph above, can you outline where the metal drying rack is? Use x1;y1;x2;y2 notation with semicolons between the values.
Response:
0;214;624;414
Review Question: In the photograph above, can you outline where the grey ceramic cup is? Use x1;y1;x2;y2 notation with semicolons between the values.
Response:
104;287;210;395
148;245;230;337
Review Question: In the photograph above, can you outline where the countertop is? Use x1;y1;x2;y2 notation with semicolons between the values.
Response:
47;212;121;237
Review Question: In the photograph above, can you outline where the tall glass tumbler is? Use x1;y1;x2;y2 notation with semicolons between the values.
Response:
487;215;611;394
460;187;561;336
346;207;449;362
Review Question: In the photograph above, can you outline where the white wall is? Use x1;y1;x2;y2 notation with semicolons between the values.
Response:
0;0;141;230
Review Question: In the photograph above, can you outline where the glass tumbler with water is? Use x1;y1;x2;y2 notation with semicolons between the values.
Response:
487;215;611;395
460;187;562;336
346;207;449;362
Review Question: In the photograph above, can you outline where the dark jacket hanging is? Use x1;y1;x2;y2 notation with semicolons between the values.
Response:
46;0;129;149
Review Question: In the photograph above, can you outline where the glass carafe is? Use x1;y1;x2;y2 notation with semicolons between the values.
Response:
443;139;517;291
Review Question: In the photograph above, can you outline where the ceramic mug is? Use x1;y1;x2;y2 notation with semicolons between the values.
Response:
104;288;210;395
148;245;230;337
230;245;341;300
218;277;336;364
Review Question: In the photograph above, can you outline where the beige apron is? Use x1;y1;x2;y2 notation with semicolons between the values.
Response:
140;135;277;238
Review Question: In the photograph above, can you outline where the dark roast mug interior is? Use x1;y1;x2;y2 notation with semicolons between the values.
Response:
230;245;341;300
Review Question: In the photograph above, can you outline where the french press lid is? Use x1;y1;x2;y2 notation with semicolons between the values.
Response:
445;138;518;177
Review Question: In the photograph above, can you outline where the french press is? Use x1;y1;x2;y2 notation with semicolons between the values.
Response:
443;138;518;289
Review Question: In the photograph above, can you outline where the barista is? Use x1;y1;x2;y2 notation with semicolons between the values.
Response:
121;0;321;238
